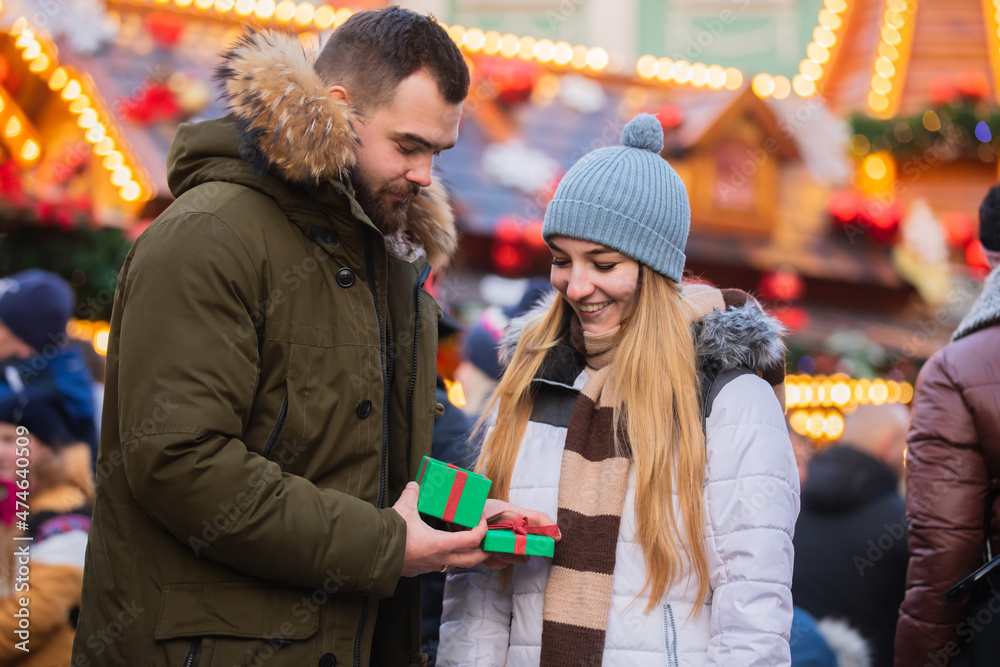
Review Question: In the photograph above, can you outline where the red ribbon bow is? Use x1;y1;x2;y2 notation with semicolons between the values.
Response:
488;517;560;555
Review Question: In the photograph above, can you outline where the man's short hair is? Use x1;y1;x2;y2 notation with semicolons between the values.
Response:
314;6;469;111
979;182;1000;252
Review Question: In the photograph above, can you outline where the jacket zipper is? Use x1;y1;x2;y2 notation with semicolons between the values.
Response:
663;603;678;667
261;395;288;460
401;265;430;667
405;265;431;485
183;638;201;667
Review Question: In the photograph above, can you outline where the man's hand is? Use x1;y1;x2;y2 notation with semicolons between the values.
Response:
393;482;489;577
480;498;560;569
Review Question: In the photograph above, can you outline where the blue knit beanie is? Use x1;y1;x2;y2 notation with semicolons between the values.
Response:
542;113;690;282
0;270;74;353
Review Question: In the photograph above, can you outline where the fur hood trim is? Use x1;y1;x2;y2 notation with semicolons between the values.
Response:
499;286;786;388
695;301;786;379
953;263;1000;341
215;27;457;267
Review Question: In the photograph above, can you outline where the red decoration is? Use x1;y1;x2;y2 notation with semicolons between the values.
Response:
146;11;186;49
522;220;547;250
955;70;991;101
771;306;810;334
828;190;863;225
474;57;541;105
857;199;901;243
0;55;9;84
966;239;990;270
120;81;181;124
829;190;900;244
491;242;529;275
656;104;684;129
758;269;805;303
941;211;976;248
929;79;956;106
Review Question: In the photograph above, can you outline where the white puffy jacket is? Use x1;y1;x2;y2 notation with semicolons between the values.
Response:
438;299;800;667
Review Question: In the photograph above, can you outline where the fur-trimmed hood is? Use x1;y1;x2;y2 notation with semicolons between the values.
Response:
953;263;1000;341
175;27;457;267
499;284;787;404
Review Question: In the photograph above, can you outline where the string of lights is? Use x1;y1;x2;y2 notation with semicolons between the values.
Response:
786;372;914;441
3;16;153;203
108;0;867;100
867;0;917;116
0;84;42;169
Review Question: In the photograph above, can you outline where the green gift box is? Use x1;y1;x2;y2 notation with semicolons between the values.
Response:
415;456;491;529
481;519;558;558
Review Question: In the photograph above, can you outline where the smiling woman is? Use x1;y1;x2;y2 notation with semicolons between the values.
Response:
439;114;798;667
547;237;640;334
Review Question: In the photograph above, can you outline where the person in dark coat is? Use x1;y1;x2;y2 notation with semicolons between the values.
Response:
421;312;475;665
0;270;97;452
895;184;1000;666
793;403;910;667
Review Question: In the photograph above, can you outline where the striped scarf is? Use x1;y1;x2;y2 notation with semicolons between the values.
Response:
539;320;628;665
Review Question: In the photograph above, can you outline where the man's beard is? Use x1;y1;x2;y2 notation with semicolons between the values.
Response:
351;168;419;237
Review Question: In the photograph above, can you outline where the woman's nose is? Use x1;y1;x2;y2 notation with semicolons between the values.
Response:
565;268;593;302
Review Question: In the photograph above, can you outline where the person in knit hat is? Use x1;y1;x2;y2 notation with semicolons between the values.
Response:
0;270;98;452
455;278;551;417
0;269;74;360
439;114;798;666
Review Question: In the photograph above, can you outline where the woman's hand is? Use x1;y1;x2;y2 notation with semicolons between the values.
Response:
480;499;560;569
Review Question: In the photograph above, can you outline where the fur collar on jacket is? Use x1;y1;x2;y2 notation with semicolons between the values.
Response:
953;263;1000;341
215;28;458;267
499;286;787;400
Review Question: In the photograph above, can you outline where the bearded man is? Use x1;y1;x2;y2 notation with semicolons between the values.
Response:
74;8;551;666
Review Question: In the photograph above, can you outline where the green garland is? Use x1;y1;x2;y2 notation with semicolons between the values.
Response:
850;96;999;161
0;225;131;321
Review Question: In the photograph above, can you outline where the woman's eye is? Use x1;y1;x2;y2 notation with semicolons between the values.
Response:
550;258;570;267
595;263;617;271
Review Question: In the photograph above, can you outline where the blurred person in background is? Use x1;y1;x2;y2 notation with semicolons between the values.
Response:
422;312;475;666
0;270;98;455
895;184;1000;666
793;403;909;667
453;278;550;418
0;388;93;667
68;337;106;454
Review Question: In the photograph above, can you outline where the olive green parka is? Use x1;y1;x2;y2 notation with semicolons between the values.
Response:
72;29;456;667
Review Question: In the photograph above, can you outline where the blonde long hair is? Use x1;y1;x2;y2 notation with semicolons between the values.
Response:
474;269;709;612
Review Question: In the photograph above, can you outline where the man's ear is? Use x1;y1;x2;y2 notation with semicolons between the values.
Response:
328;85;351;104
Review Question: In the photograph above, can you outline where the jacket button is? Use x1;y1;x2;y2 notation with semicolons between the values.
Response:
357;400;373;419
336;268;355;288
319;654;336;667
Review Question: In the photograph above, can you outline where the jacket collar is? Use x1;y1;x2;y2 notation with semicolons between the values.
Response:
953;263;1000;341
214;27;457;267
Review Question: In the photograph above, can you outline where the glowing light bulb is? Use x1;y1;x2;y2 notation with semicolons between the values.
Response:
752;73;775;98
20;140;39;161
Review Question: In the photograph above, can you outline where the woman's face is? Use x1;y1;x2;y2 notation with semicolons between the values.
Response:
548;236;640;334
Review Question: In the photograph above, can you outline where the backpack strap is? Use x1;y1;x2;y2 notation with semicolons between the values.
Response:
702;367;756;423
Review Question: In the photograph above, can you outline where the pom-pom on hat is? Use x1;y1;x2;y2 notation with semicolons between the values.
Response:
542;113;690;282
